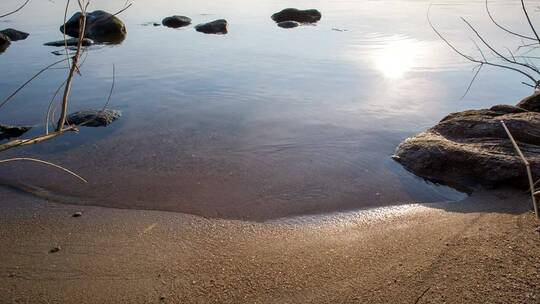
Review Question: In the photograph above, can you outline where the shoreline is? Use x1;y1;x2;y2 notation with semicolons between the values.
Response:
1;188;539;303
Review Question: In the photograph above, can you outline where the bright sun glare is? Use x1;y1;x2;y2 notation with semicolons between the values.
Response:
372;39;424;79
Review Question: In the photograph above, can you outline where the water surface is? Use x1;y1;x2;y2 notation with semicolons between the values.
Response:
0;0;535;220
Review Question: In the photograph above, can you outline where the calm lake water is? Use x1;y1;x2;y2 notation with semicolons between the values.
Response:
0;0;535;220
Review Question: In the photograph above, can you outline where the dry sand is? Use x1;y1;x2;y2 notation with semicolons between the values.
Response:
0;187;539;303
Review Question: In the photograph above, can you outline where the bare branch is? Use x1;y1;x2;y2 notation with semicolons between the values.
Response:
521;0;540;44
485;0;536;41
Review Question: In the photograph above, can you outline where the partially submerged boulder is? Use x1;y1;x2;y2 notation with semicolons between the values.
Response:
195;19;228;34
0;124;31;140
393;99;540;190
271;8;322;24
44;38;94;47
66;109;121;127
516;92;540;112
162;15;191;28
60;10;126;43
0;33;10;53
277;21;300;29
0;29;29;41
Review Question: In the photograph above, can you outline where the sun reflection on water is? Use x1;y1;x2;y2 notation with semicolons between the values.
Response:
372;38;426;79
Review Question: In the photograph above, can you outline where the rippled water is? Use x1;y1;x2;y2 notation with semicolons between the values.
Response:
0;0;536;220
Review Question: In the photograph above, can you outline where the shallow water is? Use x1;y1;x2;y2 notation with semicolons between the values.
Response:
0;0;535;220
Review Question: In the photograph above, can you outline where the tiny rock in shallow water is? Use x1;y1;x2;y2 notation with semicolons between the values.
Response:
0;124;31;140
60;10;126;43
0;28;29;41
277;21;300;29
393;96;540;190
66;109;121;127
195;19;228;34
162;16;192;28
271;8;322;24
44;38;94;47
0;33;10;53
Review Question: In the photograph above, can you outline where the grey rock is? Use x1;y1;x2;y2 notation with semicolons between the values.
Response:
195;19;228;34
0;28;29;41
67;109;121;127
162;15;191;28
277;21;300;29
44;37;94;47
0;33;10;53
60;10;126;43
271;8;322;24
393;97;540;190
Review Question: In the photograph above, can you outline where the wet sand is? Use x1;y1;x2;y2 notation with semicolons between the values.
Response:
0;187;539;303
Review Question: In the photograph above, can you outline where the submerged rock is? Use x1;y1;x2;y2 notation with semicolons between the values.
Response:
195;19;228;34
0;28;29;41
44;38;94;47
0;33;10;53
0;124;31;140
162;15;191;28
66;109;121;127
277;21;300;29
271;8;322;24
393;98;540;190
60;10;126;43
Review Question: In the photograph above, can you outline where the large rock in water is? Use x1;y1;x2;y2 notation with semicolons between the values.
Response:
393;98;540;190
0;33;10;53
60;10;126;43
66;109;121;127
44;38;94;47
271;8;322;23
162;15;191;28
195;19;228;34
0;29;29;41
0;124;31;140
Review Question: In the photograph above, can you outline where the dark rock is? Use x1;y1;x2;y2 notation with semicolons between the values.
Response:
0;124;31;140
517;92;540;112
0;28;29;41
195;19;228;34
277;21;300;29
72;212;82;217
162;15;191;28
60;10;126;43
66;109;121;127
271;8;322;24
393;98;540;190
44;37;94;47
49;246;61;253
0;33;10;53
153;23;161;27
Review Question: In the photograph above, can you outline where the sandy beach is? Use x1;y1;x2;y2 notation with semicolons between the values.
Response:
1;187;538;304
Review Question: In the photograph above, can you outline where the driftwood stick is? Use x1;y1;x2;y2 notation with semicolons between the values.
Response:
0;126;78;153
501;120;540;220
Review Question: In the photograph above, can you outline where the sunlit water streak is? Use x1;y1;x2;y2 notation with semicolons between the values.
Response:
0;0;537;220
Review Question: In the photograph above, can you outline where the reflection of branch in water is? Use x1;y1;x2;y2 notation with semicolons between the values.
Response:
0;0;31;19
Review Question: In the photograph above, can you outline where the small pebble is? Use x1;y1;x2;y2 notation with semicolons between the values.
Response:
159;295;166;301
72;212;82;218
535;226;540;234
49;246;61;253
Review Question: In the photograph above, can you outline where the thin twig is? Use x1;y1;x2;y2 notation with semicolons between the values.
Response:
0;58;69;110
0;158;87;183
485;0;535;41
501;120;539;220
521;0;540;44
